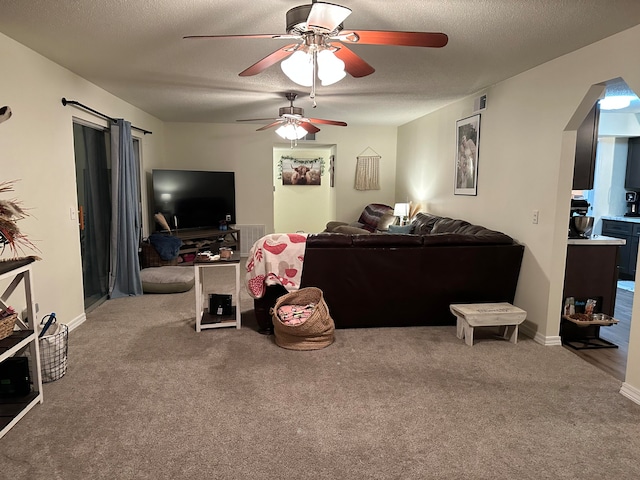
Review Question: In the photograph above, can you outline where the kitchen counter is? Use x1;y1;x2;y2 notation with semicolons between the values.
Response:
568;235;626;246
601;215;640;223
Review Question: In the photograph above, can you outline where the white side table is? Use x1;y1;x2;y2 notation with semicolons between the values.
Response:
194;254;241;332
450;302;527;346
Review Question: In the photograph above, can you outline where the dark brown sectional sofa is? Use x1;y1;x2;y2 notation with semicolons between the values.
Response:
254;213;525;331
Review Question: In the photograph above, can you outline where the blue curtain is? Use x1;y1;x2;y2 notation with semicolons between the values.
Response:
108;119;142;298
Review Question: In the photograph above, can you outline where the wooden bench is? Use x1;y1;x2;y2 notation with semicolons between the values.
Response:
450;302;527;346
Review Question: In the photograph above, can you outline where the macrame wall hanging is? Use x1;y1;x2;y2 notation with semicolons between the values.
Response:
354;147;381;191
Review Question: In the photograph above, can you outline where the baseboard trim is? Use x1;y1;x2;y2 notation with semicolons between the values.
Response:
65;313;87;333
620;382;640;405
520;323;563;346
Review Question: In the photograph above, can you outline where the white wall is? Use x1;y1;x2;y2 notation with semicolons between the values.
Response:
161;123;398;234
396;25;640;392
273;146;334;233
0;33;165;328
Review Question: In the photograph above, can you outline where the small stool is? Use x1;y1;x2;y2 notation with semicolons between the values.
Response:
450;302;527;346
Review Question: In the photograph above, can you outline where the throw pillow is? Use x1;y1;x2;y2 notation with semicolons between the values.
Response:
388;224;414;234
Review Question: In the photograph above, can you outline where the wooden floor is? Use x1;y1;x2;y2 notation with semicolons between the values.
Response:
564;287;633;381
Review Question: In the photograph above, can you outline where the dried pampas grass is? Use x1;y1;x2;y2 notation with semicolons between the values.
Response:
0;180;39;258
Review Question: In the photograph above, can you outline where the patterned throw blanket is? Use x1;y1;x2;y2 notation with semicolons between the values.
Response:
245;233;308;299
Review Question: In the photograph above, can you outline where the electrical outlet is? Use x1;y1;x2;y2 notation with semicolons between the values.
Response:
532;210;539;224
225;214;231;222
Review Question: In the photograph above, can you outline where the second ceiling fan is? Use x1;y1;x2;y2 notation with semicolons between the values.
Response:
237;93;346;140
185;1;448;99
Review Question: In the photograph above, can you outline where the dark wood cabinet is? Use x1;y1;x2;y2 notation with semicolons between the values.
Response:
602;219;632;277
601;219;638;279
572;103;600;191
561;242;621;348
624;137;640;190
563;243;619;317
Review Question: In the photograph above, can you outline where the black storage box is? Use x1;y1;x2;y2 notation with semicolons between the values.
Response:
209;294;233;316
0;357;31;397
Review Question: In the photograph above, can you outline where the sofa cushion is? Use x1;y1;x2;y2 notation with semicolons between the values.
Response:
431;217;471;234
306;233;355;247
352;234;423;247
422;233;512;246
324;221;349;232
412;212;441;234
334;225;372;235
388;224;414;234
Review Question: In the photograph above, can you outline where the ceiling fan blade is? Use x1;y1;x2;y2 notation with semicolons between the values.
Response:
239;44;298;76
333;44;375;78
256;120;284;131
338;30;448;48
237;118;279;123
307;2;352;32
307;117;347;127
299;121;321;134
184;34;298;40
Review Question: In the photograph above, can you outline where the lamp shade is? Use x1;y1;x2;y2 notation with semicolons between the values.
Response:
393;203;410;217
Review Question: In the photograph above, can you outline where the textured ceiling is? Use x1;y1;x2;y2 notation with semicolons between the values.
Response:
1;0;640;126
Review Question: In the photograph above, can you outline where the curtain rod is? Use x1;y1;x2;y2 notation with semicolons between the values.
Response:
61;98;152;135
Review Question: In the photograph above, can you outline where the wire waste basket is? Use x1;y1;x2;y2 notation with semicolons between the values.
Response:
38;313;68;383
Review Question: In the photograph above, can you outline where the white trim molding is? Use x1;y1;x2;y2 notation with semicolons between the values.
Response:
520;323;563;346
65;312;87;333
620;383;640;406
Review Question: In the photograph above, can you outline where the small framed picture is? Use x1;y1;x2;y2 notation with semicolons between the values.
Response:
329;155;335;187
454;114;481;196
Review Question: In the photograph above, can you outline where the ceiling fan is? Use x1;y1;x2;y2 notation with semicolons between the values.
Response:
237;93;347;140
185;0;448;100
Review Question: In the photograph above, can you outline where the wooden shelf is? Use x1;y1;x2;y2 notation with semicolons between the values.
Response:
0;262;43;439
194;256;241;331
170;228;240;265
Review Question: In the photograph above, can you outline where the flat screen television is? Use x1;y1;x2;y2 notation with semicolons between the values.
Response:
152;169;236;231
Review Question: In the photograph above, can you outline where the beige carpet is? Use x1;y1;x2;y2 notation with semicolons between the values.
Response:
1;264;640;479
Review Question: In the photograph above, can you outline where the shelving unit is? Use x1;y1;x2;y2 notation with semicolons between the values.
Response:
194;253;241;332
172;228;240;265
0;258;43;439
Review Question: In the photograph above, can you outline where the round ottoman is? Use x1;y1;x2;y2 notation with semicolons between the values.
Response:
140;266;195;294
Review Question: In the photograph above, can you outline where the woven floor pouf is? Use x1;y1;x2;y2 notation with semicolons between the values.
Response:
272;287;335;350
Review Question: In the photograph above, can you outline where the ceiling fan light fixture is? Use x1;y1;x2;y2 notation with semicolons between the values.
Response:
276;122;308;140
317;49;346;86
281;50;314;86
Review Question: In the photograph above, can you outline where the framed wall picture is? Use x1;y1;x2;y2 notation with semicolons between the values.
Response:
454;114;481;196
329;155;335;187
279;156;323;185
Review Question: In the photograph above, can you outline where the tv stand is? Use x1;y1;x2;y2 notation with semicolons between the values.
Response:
172;228;240;264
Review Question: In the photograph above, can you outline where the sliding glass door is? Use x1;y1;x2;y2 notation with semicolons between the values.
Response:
73;123;111;310
73;122;142;310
